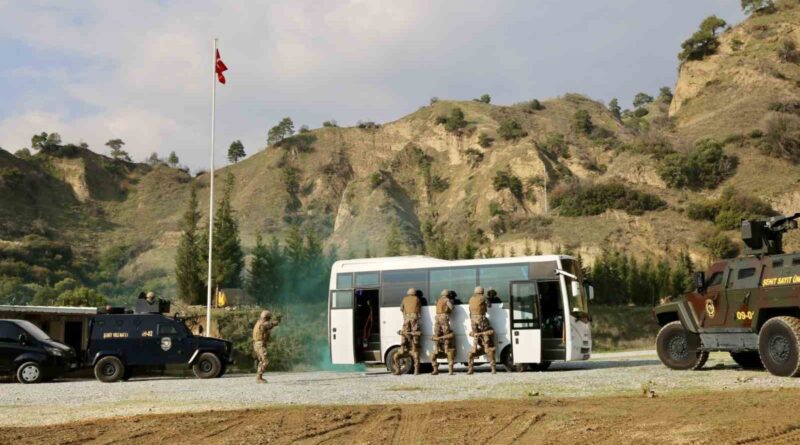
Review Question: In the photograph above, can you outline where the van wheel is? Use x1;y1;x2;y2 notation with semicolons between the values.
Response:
94;356;125;383
193;352;222;379
386;347;412;375
501;347;526;372
656;321;708;370
16;362;42;384
758;316;800;377
730;351;764;370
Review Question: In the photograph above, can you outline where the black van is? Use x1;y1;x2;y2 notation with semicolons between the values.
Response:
0;319;78;383
87;313;233;382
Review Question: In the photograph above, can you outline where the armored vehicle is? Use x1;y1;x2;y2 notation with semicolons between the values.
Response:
87;300;232;382
654;213;800;377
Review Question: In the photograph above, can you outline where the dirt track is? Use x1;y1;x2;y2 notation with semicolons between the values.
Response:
3;388;800;444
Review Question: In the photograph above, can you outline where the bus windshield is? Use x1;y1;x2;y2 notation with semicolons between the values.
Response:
561;258;589;314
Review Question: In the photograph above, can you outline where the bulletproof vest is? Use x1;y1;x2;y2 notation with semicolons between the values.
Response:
401;295;421;315
436;296;453;315
469;294;487;315
252;319;273;342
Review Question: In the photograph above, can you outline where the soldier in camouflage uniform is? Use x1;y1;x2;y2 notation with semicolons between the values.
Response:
430;289;455;375
468;286;496;374
253;310;281;383
393;288;422;375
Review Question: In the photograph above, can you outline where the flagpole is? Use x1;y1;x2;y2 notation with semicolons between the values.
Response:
206;38;217;336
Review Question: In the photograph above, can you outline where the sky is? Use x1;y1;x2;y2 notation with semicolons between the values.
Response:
0;1;745;171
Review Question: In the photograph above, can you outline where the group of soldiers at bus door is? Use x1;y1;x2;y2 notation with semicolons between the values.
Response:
392;286;496;375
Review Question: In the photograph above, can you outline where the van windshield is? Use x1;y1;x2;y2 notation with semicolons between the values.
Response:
15;320;53;341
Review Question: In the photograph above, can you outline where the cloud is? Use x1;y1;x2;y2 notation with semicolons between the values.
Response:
0;0;745;169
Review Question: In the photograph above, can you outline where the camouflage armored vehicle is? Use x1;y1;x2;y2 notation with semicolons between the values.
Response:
654;213;800;377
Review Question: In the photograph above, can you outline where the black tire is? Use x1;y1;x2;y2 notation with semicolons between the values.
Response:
758;316;800;377
193;352;222;379
386;347;412;375
730;351;764;370
656;321;708;370
16;361;43;384
528;361;551;372
94;356;125;383
501;347;526;372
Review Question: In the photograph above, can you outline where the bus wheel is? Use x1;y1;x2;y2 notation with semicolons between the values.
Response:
758;316;800;377
501;347;525;372
385;347;412;375
656;321;708;370
730;351;764;370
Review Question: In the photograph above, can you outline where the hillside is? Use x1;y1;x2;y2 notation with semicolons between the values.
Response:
2;5;800;301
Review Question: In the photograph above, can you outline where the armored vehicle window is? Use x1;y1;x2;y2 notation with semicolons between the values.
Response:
158;323;178;336
793;258;800;266
707;272;723;287
738;268;755;280
773;259;784;268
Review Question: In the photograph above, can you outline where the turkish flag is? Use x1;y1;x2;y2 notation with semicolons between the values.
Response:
215;49;228;84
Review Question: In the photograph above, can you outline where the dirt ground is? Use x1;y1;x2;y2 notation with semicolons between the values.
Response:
3;388;800;445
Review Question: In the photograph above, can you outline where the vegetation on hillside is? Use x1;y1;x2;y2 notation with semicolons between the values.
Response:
657;139;738;189
552;182;666;217
687;187;776;230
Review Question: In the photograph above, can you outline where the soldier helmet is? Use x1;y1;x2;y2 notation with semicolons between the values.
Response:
440;289;450;297
406;288;417;296
261;310;272;320
474;286;484;294
146;291;156;301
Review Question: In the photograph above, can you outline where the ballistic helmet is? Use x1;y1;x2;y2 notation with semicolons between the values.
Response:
406;288;417;296
473;286;484;295
261;310;272;320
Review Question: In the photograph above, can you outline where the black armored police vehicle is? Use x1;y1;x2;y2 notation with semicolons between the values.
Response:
87;296;233;382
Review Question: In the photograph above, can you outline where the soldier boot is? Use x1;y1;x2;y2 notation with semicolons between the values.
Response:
256;373;266;384
447;350;455;375
487;348;497;374
467;352;475;375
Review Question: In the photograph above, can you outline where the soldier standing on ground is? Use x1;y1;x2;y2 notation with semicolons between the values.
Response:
430;289;455;375
468;286;496;375
393;288;422;375
253;310;282;383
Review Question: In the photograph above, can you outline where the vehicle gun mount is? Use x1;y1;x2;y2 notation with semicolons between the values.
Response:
741;213;800;256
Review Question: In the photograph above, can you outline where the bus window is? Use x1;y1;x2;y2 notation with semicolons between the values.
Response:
355;272;380;287
381;269;428;306
331;290;353;309
336;273;353;289
478;264;528;303
430;267;476;303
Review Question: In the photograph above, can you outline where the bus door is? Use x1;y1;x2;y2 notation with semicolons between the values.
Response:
509;281;542;363
330;289;355;364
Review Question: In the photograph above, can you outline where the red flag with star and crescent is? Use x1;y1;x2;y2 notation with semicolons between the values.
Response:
215;49;228;84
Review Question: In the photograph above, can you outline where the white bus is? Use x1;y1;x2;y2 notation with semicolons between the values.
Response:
328;255;593;373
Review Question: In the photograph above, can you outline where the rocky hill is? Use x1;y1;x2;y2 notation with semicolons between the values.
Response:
2;4;800;299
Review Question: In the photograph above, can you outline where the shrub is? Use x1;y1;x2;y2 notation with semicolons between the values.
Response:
760;114;800;162
769;101;800;114
633;108;650;118
701;232;740;260
356;121;380;129
497;119;527;140
686;187;775;229
369;172;384;189
478;132;494;148
657;139;738;189
275;133;317;153
552;182;666;216
741;0;775;15
429;97;439;105
431;175;449;192
322;120;338;128
778;39;800;63
679;16;727;62
476;94;491;104
633;92;654;108
55;287;107;307
492;168;524;200
538;133;568;158
439;107;468;133
572;110;594;135
750;129;764;138
463;148;484;168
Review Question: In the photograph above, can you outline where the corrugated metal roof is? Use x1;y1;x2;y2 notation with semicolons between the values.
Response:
0;305;98;315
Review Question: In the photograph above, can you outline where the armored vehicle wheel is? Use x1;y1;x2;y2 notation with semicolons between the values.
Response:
386;347;412;375
94;356;125;383
656;321;708;370
193;352;222;379
501;347;526;372
730;351;764;370
16;362;43;384
528;361;551;372
758;316;800;377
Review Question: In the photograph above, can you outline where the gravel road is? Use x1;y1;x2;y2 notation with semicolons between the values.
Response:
2;350;800;427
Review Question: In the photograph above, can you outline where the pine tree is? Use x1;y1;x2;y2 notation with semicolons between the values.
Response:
246;234;275;305
207;172;244;290
609;98;622;120
228;140;246;163
175;183;205;304
167;151;179;167
523;239;533;256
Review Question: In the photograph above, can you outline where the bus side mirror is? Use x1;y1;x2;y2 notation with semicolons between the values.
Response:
694;272;706;293
588;285;595;301
571;281;581;298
